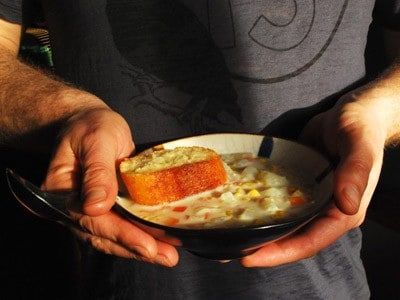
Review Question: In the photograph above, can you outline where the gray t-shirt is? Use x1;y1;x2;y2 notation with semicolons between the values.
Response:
2;0;399;299
47;0;370;144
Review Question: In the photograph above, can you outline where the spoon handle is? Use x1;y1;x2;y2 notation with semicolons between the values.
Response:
6;168;76;226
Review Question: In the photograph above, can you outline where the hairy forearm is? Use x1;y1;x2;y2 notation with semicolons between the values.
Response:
0;48;108;151
351;60;400;147
372;28;400;146
377;63;400;146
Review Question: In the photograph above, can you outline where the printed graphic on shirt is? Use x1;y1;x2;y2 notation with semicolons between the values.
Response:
181;0;349;83
107;0;243;136
106;0;349;137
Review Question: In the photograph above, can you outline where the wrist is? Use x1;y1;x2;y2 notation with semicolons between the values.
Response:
347;66;400;146
56;88;110;118
369;72;400;146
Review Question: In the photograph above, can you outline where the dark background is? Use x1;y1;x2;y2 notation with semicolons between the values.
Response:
0;16;399;300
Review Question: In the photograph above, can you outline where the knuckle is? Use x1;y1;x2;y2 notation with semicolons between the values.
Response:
77;215;96;235
87;236;112;255
349;159;371;176
83;162;112;183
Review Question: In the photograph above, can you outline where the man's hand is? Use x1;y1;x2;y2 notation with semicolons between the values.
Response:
241;83;391;267
42;107;179;267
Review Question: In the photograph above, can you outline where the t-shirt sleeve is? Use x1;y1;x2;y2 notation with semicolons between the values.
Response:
374;0;400;31
0;0;23;24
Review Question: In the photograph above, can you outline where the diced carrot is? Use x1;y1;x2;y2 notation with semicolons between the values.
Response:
173;206;187;212
165;217;180;226
290;196;305;207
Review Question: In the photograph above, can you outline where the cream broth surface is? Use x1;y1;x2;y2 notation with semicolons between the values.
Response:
117;153;315;229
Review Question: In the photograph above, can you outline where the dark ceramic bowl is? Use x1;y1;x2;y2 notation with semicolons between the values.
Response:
114;133;334;260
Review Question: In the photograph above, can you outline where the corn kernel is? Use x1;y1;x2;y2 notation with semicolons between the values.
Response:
247;189;261;198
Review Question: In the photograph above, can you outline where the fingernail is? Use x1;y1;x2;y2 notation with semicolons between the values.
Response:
86;189;107;203
132;245;151;258
343;185;360;210
154;254;172;266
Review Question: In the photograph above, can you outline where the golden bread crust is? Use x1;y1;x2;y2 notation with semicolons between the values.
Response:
119;146;227;205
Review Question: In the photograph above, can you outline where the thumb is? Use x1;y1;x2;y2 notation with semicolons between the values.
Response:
80;140;121;216
44;137;120;216
334;139;374;215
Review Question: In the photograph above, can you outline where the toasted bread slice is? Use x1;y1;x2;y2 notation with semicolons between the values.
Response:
119;146;227;205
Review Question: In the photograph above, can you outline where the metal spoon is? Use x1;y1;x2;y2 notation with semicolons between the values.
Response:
6;168;77;227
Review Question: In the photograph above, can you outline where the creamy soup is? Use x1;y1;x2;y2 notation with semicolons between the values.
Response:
117;153;315;229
